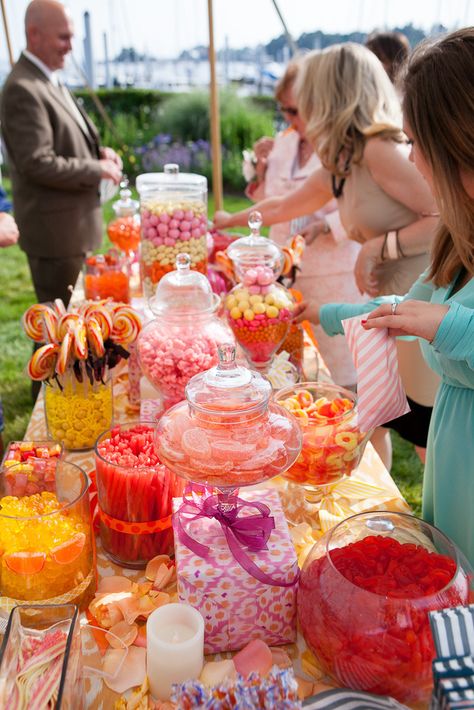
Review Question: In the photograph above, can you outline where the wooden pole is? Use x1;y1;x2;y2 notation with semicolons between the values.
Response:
1;0;15;67
207;0;223;211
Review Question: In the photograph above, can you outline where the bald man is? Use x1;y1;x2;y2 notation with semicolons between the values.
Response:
0;0;122;306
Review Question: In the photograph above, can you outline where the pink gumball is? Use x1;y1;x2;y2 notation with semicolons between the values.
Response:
191;218;200;229
146;227;157;239
157;223;168;237
141;209;150;219
169;219;179;229
173;209;184;220
150;215;159;226
168;229;180;240
248;284;262;295
184;210;194;220
257;267;274;286
191;228;201;239
181;231;191;240
154;237;164;246
160;213;171;224
180;220;191;232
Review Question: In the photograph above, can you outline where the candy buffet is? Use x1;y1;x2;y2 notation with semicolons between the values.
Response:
2;168;469;710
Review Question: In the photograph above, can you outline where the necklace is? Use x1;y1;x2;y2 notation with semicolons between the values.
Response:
332;148;353;198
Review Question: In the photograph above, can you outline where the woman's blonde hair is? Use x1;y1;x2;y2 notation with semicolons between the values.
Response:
274;57;303;104
296;43;403;175
403;28;474;287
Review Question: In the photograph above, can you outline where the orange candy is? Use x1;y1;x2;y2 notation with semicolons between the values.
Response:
51;532;86;565
107;216;140;253
4;551;46;575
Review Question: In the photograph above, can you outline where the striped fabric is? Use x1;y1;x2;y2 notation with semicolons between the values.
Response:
342;315;410;432
303;688;409;709
429;606;474;658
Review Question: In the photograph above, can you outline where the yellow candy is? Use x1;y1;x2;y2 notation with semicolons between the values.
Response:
264;294;275;305
253;303;266;315
249;294;263;304
225;295;237;310
237;300;250;312
243;309;255;321
335;431;358;451
230;307;242;320
266;305;279;318
233;289;248;301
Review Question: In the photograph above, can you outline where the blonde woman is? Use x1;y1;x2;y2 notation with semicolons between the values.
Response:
317;28;474;564
242;57;363;387
214;43;440;466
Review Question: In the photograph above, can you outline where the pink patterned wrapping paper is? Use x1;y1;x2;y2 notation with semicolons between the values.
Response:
172;488;298;654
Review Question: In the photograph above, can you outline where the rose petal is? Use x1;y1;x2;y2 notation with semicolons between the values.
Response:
97;576;133;594
145;555;172;582
133;625;147;648
153;564;175;591
103;647;146;694
106;621;138;648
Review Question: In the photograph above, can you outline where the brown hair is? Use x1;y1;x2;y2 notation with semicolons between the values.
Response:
403;28;474;287
274;57;303;104
365;31;410;82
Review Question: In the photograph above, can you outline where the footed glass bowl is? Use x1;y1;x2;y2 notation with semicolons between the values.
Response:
298;511;473;705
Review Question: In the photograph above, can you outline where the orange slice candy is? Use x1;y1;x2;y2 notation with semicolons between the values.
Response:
51;532;85;565
4;551;46;575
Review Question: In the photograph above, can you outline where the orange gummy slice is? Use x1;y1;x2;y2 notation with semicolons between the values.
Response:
4;551;46;575
51;532;86;565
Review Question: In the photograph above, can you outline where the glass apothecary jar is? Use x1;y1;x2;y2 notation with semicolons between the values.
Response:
94;422;185;568
0;460;95;608
155;344;302;490
44;371;113;451
107;180;141;259
137;253;234;410
84;249;130;303
298;511;473;705
0;604;83;709
137;164;208;299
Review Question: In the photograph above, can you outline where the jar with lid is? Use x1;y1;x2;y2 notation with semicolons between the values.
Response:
137;252;234;410
107;179;141;260
137;164;208;299
84;248;130;303
223;212;295;372
155;343;302;491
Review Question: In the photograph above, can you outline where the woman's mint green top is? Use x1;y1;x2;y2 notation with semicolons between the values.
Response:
320;270;474;566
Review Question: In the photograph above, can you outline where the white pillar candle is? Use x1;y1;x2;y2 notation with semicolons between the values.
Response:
146;602;204;701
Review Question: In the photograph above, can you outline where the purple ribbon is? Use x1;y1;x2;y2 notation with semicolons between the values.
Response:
176;487;299;588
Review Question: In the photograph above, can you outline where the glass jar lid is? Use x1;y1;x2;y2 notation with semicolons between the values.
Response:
148;253;215;315
226;211;284;280
185;343;272;416
111;179;139;217
136;164;207;196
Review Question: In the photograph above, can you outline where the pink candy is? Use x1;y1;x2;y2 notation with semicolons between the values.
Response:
140;207;207;248
242;265;274;292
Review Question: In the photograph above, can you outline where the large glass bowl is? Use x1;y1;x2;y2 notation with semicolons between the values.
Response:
298;511;473;705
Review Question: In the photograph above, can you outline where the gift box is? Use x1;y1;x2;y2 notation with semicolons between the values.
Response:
172;488;298;654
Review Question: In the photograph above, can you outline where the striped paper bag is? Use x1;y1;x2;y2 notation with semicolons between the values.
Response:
342;315;410;432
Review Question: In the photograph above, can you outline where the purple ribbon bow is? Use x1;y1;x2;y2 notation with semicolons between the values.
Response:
176;487;299;588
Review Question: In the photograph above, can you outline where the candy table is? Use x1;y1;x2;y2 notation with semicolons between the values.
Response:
16;327;413;710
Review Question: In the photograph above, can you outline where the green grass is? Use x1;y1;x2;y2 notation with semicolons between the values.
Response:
0;187;423;513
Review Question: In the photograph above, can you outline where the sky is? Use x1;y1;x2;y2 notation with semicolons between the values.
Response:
1;0;473;65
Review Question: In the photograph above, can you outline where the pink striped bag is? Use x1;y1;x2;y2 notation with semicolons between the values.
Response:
342;315;410;432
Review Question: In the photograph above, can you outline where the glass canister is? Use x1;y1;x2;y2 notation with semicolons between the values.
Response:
107;179;141;260
137;252;234;410
94;421;185;568
84;249;130;303
155;344;302;491
0;460;95;609
298;511;473;705
44;371;113;451
223;212;295;371
0;604;83;709
137;164;208;299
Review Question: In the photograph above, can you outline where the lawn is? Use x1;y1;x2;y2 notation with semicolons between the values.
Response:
0;189;423;513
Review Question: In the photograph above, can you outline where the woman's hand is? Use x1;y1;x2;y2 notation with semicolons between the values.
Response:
298;219;328;245
354;239;382;296
292;300;320;325
362;300;449;341
213;211;232;230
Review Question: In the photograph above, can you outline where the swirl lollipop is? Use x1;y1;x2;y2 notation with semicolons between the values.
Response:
41;309;58;343
73;319;88;360
57;313;79;340
83;303;113;341
22;304;52;342
87;317;105;357
52;298;67;317
56;330;73;375
27;343;59;380
111;305;142;345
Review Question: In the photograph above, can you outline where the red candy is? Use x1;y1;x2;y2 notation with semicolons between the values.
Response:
84;252;130;303
298;535;470;704
95;424;184;567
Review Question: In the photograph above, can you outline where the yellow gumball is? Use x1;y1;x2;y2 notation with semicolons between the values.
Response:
249;294;263;304
230;307;242;319
266;305;279;318
238;300;250;312
243;309;255;321
234;289;249;301
264;294;275;305
226;295;237;309
253;303;266;315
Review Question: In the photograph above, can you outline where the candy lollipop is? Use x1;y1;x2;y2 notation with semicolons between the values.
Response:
27;343;59;380
111;306;142;345
73;319;88;359
87;317;105;357
83;303;113;340
56;330;73;375
52;298;67;317
41;309;58;343
57;313;79;340
22;304;53;341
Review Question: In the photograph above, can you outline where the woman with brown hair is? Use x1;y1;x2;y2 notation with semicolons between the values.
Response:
317;28;474;564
